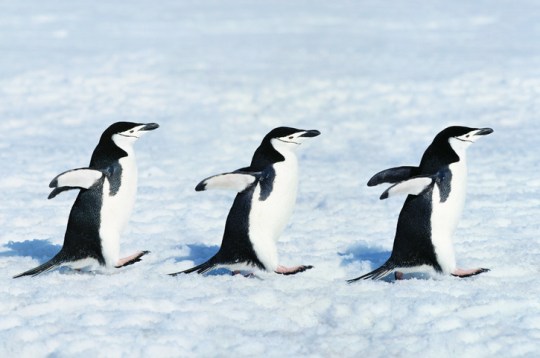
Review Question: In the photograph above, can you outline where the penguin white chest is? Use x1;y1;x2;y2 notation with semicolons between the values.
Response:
248;155;299;270
99;155;138;266
430;160;467;273
253;158;298;238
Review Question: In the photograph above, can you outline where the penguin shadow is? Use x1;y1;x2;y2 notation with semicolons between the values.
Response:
173;244;230;276
0;239;60;262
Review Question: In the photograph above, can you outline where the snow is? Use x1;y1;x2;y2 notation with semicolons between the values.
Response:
1;0;539;356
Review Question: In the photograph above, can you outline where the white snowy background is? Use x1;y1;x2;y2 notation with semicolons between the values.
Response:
1;0;539;356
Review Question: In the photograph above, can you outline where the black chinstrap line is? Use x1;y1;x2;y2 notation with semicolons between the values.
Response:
276;138;301;145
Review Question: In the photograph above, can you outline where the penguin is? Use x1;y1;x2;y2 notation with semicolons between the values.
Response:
14;122;159;278
170;127;320;276
348;126;493;282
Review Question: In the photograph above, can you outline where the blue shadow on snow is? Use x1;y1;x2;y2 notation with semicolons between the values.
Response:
340;244;396;282
0;239;60;263
339;244;391;268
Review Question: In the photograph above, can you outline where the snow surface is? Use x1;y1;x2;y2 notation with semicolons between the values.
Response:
1;0;540;356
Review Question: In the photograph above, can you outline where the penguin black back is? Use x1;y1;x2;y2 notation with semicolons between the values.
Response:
61;183;106;264
215;190;266;270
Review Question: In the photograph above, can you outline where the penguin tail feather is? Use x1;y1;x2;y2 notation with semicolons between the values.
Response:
169;259;216;277
13;254;66;278
347;263;395;283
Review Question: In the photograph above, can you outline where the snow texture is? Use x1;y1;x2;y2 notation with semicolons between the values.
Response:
1;0;539;357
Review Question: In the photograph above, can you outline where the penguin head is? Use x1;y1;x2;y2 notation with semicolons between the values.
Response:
90;122;159;167
420;126;492;172
268;127;321;153
106;122;160;151
444;126;493;152
108;122;159;150
249;127;320;170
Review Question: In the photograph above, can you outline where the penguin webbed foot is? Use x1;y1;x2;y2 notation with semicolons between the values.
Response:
275;265;313;275
451;267;490;278
115;251;150;268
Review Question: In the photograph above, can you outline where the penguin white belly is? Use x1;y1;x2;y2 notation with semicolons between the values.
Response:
100;156;138;267
248;156;299;271
430;161;467;273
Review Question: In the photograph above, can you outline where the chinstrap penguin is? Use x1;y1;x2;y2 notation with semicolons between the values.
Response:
14;122;159;278
348;126;493;282
170;127;320;277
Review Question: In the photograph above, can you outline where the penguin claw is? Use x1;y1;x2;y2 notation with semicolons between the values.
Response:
275;265;313;275
451;267;490;278
115;251;150;268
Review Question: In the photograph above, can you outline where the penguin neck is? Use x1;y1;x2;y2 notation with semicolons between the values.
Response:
448;138;470;180
250;142;285;171
90;137;134;169
272;144;300;179
116;144;138;195
271;146;300;212
446;138;469;204
112;136;136;157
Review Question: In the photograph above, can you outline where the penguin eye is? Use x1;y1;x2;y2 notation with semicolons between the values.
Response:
129;130;134;134
288;136;294;139
465;134;470;138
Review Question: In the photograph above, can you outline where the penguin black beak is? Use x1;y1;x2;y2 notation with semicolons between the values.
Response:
141;123;160;131
476;128;493;136
299;130;321;138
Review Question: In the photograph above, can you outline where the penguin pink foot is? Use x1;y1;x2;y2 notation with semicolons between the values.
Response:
394;271;404;280
275;265;313;275
115;251;149;268
451;268;490;278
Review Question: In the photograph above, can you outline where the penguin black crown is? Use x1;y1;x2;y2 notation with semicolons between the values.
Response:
170;126;320;277
349;126;493;282
14;122;159;278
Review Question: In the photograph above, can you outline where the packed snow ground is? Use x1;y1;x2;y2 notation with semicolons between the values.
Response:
1;0;540;356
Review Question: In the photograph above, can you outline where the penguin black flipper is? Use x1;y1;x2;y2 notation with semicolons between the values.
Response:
13;252;67;278
48;187;77;199
48;168;104;199
195;170;260;192
367;166;418;187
